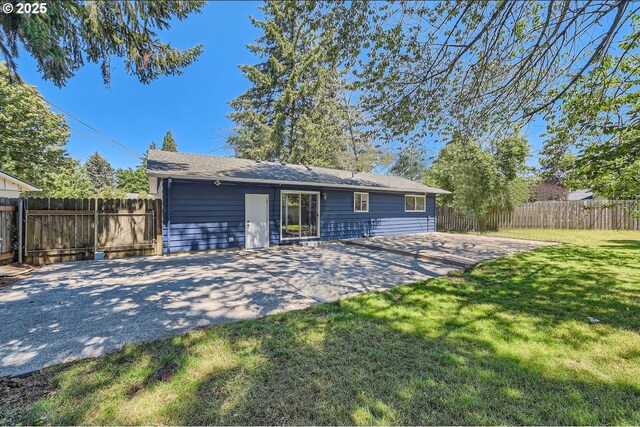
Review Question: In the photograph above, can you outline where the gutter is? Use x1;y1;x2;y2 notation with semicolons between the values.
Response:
147;173;451;195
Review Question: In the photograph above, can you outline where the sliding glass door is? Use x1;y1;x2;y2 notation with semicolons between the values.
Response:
281;191;320;240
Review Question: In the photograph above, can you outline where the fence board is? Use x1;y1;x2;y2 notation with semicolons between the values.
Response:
437;199;640;232
0;198;18;264
24;197;160;264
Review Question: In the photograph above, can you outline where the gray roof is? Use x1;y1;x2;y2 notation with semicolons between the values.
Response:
567;189;594;200
147;150;450;194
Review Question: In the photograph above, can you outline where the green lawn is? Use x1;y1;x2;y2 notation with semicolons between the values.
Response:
3;230;639;425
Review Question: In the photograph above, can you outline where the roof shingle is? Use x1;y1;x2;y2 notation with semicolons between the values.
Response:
147;150;450;194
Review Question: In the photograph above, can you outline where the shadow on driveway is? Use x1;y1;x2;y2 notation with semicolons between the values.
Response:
0;243;456;377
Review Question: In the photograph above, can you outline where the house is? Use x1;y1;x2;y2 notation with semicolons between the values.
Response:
146;150;450;254
567;189;594;201
0;170;41;197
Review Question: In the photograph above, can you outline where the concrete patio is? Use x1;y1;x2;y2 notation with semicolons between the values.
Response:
0;233;551;377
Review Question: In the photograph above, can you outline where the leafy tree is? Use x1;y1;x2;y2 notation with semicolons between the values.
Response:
227;1;385;171
324;2;637;144
117;166;149;195
83;152;115;190
0;62;70;187
0;1;204;87
116;141;155;195
425;131;530;223
390;146;427;181
543;16;640;199
38;159;93;198
529;182;569;202
161;131;177;152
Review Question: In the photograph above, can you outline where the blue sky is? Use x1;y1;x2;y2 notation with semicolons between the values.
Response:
16;1;546;170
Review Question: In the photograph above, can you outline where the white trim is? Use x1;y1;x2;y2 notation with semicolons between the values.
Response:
404;194;427;212
280;190;321;241
0;171;41;192
147;173;451;195
245;194;270;250
353;192;369;212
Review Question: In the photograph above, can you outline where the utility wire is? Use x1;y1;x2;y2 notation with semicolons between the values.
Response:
43;98;143;159
67;125;142;159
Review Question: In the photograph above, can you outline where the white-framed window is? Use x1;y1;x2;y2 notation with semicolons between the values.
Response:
354;192;369;212
281;190;320;240
405;194;426;212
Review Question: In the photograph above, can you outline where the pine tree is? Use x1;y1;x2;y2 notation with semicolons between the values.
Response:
227;2;384;171
161;131;177;152
1;1;204;87
83;152;116;190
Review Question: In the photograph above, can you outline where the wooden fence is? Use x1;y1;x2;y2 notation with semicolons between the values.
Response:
24;198;162;265
0;198;18;264
437;200;640;232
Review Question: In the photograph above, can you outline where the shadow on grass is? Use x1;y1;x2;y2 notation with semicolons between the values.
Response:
599;239;640;251
15;244;640;425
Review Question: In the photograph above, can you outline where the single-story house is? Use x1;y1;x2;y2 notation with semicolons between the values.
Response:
147;150;450;254
567;189;594;201
0;170;41;198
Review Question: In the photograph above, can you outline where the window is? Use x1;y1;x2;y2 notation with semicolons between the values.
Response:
281;191;320;240
354;192;369;212
405;195;426;212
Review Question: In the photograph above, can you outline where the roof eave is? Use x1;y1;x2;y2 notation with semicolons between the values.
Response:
0;171;42;192
147;172;451;195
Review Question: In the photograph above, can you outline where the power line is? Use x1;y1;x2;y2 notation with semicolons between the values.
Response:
67;125;142;159
43;98;143;159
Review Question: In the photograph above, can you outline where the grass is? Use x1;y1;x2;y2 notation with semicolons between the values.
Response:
2;230;639;425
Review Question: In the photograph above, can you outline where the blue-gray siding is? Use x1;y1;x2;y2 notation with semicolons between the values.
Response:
162;179;436;253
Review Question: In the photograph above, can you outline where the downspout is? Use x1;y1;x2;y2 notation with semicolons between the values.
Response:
167;178;172;255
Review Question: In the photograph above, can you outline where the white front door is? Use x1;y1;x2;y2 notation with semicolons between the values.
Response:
245;194;269;249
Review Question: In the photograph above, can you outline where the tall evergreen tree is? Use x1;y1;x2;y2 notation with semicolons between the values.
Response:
161;131;178;152
83;152;116;190
1;1;204;87
227;1;385;171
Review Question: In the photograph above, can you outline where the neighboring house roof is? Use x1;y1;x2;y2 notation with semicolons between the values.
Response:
567;189;593;200
0;170;41;192
147;150;450;194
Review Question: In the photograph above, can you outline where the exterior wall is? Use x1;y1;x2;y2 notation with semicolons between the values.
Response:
0;177;24;197
162;179;436;254
320;189;435;240
0;189;20;198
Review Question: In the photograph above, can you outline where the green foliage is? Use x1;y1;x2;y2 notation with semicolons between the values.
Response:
543;17;640;199
38;159;93;198
228;1;385;171
426;132;531;220
116;166;149;195
389;146;427;181
325;2;635;145
0;62;70;187
83;152;115;190
161;131;177;152
0;1;204;87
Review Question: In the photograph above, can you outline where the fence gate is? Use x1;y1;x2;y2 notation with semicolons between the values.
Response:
0;198;18;264
24;198;162;265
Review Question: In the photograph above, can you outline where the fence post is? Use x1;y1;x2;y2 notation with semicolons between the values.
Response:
93;201;98;256
17;198;23;264
155;198;163;255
